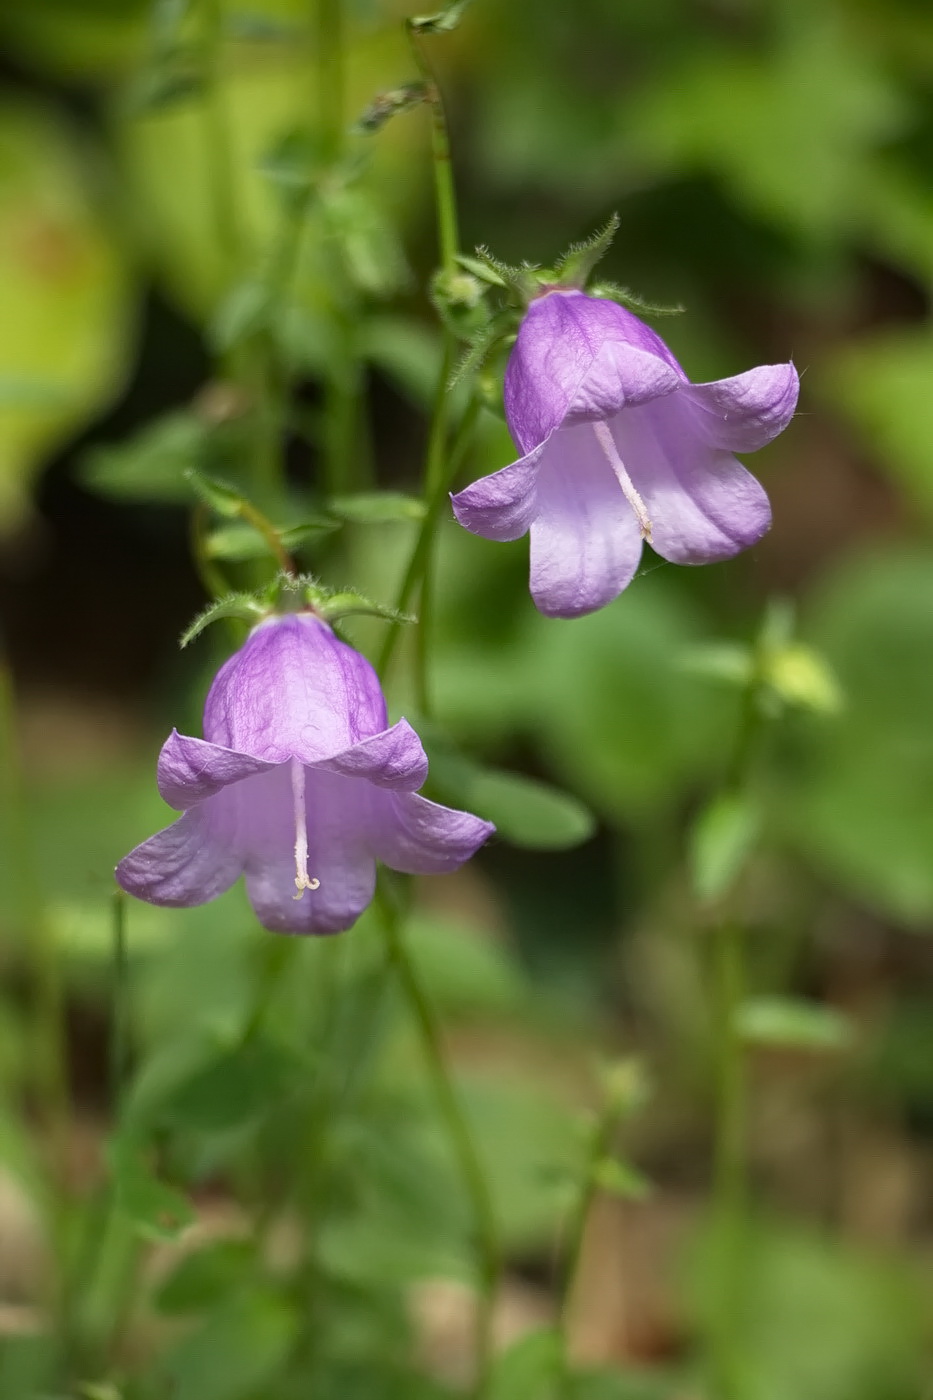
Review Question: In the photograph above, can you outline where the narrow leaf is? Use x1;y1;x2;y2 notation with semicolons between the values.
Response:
737;996;853;1052
689;791;760;904
409;0;473;34
355;82;430;134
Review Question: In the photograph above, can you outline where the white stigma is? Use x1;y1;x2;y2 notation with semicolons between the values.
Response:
291;760;320;900
592;421;653;542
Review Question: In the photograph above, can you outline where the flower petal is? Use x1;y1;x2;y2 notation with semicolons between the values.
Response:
240;766;376;935
204;612;388;762
528;423;644;617
157;730;278;810
504;290;682;452
617;400;771;564
371;791;494;875
450;445;543;542
312;719;428;791
685;363;799;451
116;807;242;907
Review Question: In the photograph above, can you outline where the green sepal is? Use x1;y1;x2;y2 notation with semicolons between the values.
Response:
449;310;516;387
551;212;620;287
179;592;267;648
588;280;685;317
469;245;540;300
408;0;473;34
455;253;508;289
430;266;489;338
355;81;430;134
317;591;415;626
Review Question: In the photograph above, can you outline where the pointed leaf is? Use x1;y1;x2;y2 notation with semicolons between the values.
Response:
737;997;853;1052
689;791;760;905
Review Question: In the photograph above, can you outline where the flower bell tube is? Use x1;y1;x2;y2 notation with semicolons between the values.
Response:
117;612;494;934
452;289;799;618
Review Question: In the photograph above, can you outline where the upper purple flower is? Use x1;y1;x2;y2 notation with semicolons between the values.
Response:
116;613;494;934
451;290;799;618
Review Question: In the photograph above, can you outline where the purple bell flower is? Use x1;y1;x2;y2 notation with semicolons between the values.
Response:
117;613;494;934
451;289;799;618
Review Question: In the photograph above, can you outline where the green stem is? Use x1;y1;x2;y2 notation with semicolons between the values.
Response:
405;23;460;274
0;658;69;1167
316;0;346;162
555;1103;622;1390
376;881;500;1399
378;392;481;686
202;0;243;277
110;891;129;1119
707;657;768;1399
709;919;746;1400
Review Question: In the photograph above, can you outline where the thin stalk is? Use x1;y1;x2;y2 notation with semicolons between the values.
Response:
411;334;457;713
110;892;129;1119
378;392;481;684
316;0;346;163
405;23;460;275
202;0;243;276
0;658;69;1167
555;1103;623;1389
376;881;499;1399
709;919;746;1400
707;659;768;1399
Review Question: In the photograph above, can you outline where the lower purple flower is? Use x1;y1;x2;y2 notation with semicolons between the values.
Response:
451;290;799;618
116;613;494;934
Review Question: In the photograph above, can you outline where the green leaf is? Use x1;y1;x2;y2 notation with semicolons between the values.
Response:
409;0;473;35
736;997;853;1052
464;768;596;851
689;791;760;905
205;517;335;562
158;1290;297;1400
355;82;430;134
185;466;248;518
764;642;843;715
491;1328;561;1400
405;912;529;1018
327;491;426;525
210;279;272;351
592;1156;653;1201
779;547;933;924
109;1141;195;1242
155;1240;256;1314
82;412;209;503
160;1038;305;1134
0;99;130;528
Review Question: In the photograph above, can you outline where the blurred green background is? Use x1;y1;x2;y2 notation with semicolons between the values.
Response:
0;0;931;1397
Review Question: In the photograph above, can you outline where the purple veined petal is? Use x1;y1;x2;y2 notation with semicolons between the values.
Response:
615;399;772;565
312;718;428;792
239;765;377;935
528;421;645;618
204;612;388;762
157;729;278;810
505;291;684;452
116;807;243;907
450;444;544;542
371;791;495;875
684;362;799;452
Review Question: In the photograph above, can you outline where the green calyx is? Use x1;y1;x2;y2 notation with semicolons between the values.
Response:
180;574;413;649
